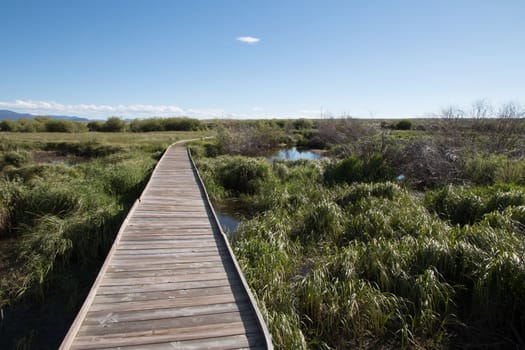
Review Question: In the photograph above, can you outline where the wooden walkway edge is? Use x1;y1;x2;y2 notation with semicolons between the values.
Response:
60;143;272;349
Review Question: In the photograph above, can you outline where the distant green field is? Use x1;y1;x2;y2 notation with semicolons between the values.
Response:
0;130;213;147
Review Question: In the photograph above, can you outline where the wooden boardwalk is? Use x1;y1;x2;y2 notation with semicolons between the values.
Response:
61;144;272;349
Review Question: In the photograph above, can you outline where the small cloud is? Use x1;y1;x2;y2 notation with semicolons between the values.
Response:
237;36;260;44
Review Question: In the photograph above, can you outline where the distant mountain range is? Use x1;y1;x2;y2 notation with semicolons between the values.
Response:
0;109;89;122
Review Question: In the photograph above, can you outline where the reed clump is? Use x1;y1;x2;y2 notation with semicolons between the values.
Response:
195;148;525;349
0;141;158;349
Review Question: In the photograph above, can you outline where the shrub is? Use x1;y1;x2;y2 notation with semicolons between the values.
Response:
292;118;313;130
296;130;327;149
217;122;285;156
44;141;121;158
129;118;164;132
365;154;395;182
3;150;30;167
463;154;525;185
336;182;399;205
425;186;485;226
324;157;364;184
395;119;412;130
425;185;525;226
12;118;45;132
324;154;394;185
298;199;345;243
0;120;15;131
44;119;87;133
129;117;202;132
219;157;271;195
86;121;104;132
163;117;202;131
385;139;461;189
462;153;498;185
102;117;127;132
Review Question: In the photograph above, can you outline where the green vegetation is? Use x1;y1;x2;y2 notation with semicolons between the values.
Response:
0;130;207;146
395;119;412;130
0;118;88;133
215;120;286;156
0;130;210;349
129;117;204;132
324;154;394;185
0;116;205;133
1;111;524;348
192;113;525;349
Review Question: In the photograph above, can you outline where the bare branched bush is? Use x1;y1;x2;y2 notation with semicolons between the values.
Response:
439;101;525;155
440;105;466;132
386;139;461;188
317;117;375;156
217;122;284;156
470;99;494;131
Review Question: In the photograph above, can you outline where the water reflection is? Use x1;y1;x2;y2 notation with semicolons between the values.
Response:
212;200;241;234
215;211;240;234
268;147;322;162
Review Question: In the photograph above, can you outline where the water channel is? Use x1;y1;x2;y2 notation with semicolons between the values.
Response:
214;147;323;234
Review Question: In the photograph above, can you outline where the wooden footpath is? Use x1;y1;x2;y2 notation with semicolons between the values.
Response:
61;143;272;349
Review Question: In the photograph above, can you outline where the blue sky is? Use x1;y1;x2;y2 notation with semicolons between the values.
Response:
1;0;524;119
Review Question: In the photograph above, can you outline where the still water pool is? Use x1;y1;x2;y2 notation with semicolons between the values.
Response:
267;147;322;162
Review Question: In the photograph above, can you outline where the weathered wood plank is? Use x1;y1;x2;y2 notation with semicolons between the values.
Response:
93;285;244;304
70;322;255;349
100;334;265;350
61;143;271;349
78;311;245;336
107;260;228;273
104;266;229;278
113;247;224;255
89;294;240;313
100;271;229;286
117;241;219;249
108;255;223;266
96;275;241;295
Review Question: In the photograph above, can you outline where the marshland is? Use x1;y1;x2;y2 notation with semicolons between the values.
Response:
1;110;525;349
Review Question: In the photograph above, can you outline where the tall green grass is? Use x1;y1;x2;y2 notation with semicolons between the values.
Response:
425;184;525;226
195;150;525;349
0;140;159;349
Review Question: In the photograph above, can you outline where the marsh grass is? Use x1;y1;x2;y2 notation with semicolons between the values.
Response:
195;147;525;349
0;130;210;147
425;184;525;226
0;132;174;348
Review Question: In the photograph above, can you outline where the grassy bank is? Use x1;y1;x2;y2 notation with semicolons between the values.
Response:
192;127;525;349
0;131;209;349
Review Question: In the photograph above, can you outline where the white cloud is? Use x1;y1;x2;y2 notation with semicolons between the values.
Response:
237;36;260;44
186;108;225;119
0;100;185;119
0;99;329;120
